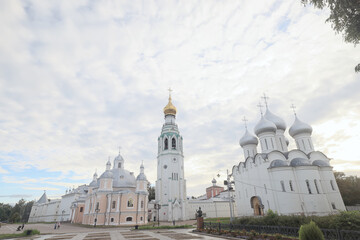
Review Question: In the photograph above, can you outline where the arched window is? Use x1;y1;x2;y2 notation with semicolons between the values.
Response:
265;139;268;150
141;201;144;208
280;181;285;192
172;138;176;149
164;138;168;150
314;179;320;194
306;180;312;194
118;163;121;168
126;217;132;222
330;180;335;190
127;199;133;207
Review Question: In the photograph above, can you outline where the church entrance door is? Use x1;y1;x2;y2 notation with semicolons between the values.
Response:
250;196;264;216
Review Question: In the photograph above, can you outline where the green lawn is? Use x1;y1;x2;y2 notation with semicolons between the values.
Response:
203;217;231;224
0;229;40;239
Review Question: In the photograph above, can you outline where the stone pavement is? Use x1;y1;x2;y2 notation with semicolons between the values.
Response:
0;223;227;240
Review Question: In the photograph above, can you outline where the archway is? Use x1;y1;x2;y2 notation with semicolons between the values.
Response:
250;196;264;216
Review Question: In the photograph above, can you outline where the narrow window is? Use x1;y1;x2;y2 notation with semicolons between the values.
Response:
140;217;143;221
118;163;121;168
127;199;133;207
302;139;306;149
308;139;312;150
96;202;99;210
264;184;267;194
112;201;116;209
172;138;176;149
331;203;336;209
314;180;320;194
80;207;83;212
330;180;335;191
247;150;250;157
280;138;284;151
164;138;168;150
141;201;144;208
289;180;294;191
281;181;285;192
265;139;268;150
111;218;114;222
126;217;132;222
271;138;274;149
306;180;312;194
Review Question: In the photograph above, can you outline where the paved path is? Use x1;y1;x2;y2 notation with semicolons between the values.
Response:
0;223;227;240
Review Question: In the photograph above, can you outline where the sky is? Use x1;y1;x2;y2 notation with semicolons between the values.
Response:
0;0;359;204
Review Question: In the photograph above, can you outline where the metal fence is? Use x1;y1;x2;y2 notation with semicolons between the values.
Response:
203;222;360;240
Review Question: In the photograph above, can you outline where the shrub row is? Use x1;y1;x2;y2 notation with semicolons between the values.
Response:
232;210;360;230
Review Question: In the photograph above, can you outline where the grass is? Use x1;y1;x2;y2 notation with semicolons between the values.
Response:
137;224;194;230
0;229;40;239
203;217;230;224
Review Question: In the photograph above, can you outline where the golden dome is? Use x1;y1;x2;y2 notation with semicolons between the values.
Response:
163;95;177;116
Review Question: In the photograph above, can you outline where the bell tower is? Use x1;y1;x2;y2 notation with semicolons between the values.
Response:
155;89;187;221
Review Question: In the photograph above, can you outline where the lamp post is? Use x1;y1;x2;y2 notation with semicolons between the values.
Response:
154;203;161;227
94;208;100;227
224;169;235;223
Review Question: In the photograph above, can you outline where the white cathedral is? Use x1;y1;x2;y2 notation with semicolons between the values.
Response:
232;98;346;216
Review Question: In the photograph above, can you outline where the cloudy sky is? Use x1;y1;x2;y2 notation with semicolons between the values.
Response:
0;0;359;204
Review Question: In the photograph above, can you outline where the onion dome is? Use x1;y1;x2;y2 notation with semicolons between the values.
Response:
212;178;217;185
254;116;277;136
289;116;312;137
163;95;177;116
89;172;98;187
114;152;124;162
264;109;286;130
239;129;258;147
100;170;113;179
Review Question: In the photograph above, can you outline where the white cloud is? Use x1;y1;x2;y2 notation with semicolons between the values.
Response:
0;0;359;200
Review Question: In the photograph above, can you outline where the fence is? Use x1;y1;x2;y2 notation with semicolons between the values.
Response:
203;222;360;240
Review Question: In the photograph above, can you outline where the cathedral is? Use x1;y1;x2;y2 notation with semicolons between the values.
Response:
232;97;346;216
29;152;149;225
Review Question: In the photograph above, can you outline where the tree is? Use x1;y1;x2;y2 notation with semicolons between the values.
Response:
334;171;360;205
147;183;155;201
302;0;360;72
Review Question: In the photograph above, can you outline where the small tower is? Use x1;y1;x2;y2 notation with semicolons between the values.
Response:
289;115;314;154
136;163;148;192
88;171;98;191
113;148;124;169
99;160;113;191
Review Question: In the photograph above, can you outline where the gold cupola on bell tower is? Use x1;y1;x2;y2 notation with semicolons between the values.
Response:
163;88;177;116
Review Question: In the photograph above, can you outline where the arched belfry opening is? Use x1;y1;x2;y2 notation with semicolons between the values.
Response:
172;137;176;149
164;138;168;150
250;196;264;216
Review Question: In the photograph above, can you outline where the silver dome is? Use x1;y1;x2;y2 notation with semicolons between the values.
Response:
254;116;277;136
100;170;113;179
290;158;311;167
264;109;286;130
111;168;136;188
312;160;330;167
239;129;258;147
289;116;312;137
269;159;288;168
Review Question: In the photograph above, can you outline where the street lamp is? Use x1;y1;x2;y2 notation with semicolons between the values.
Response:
94;208;100;227
154;203;161;227
224;169;235;223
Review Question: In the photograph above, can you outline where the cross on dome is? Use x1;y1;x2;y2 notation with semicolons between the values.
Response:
242;116;248;129
257;102;264;116
261;93;269;108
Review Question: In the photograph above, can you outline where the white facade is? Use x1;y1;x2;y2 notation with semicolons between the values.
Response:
232;105;346;217
155;94;187;221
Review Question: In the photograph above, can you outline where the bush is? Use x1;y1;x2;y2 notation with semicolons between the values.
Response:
299;221;324;240
231;211;360;230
